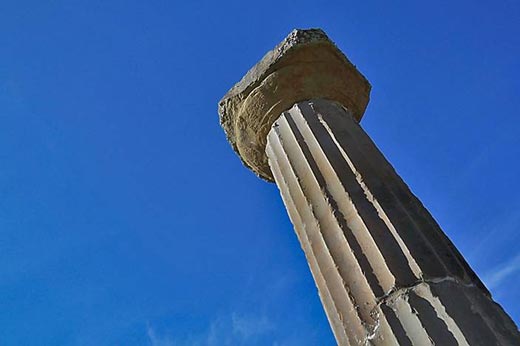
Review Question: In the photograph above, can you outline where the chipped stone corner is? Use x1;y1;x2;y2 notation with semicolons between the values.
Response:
218;28;371;181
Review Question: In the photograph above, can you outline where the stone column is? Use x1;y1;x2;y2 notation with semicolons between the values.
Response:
219;29;520;346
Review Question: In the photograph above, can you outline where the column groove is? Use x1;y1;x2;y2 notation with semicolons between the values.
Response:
267;129;367;345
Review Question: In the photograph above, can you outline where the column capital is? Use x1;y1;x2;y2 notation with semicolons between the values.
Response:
219;28;371;181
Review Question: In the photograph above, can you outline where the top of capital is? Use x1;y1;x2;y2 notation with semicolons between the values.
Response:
218;28;371;181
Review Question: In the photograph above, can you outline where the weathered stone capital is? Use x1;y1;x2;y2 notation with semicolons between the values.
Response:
219;28;371;181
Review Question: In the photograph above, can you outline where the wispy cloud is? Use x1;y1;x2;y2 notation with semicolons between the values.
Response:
483;252;520;290
145;275;322;346
231;312;274;340
147;324;175;346
468;210;520;265
147;312;275;346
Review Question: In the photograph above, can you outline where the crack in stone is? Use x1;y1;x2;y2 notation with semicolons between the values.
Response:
374;276;476;309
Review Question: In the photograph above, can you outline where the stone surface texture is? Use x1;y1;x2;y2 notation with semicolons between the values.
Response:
266;99;520;345
219;29;520;345
219;28;370;181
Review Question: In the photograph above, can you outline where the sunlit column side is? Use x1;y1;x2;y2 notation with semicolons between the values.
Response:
265;99;520;346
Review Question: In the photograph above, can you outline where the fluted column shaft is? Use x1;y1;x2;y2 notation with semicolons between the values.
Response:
266;99;520;346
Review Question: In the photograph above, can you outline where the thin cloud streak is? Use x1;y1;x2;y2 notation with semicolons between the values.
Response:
468;210;520;266
483;253;520;290
147;324;175;346
231;312;275;340
147;313;276;346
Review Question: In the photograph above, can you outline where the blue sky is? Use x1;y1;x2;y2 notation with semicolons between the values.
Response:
1;1;519;345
